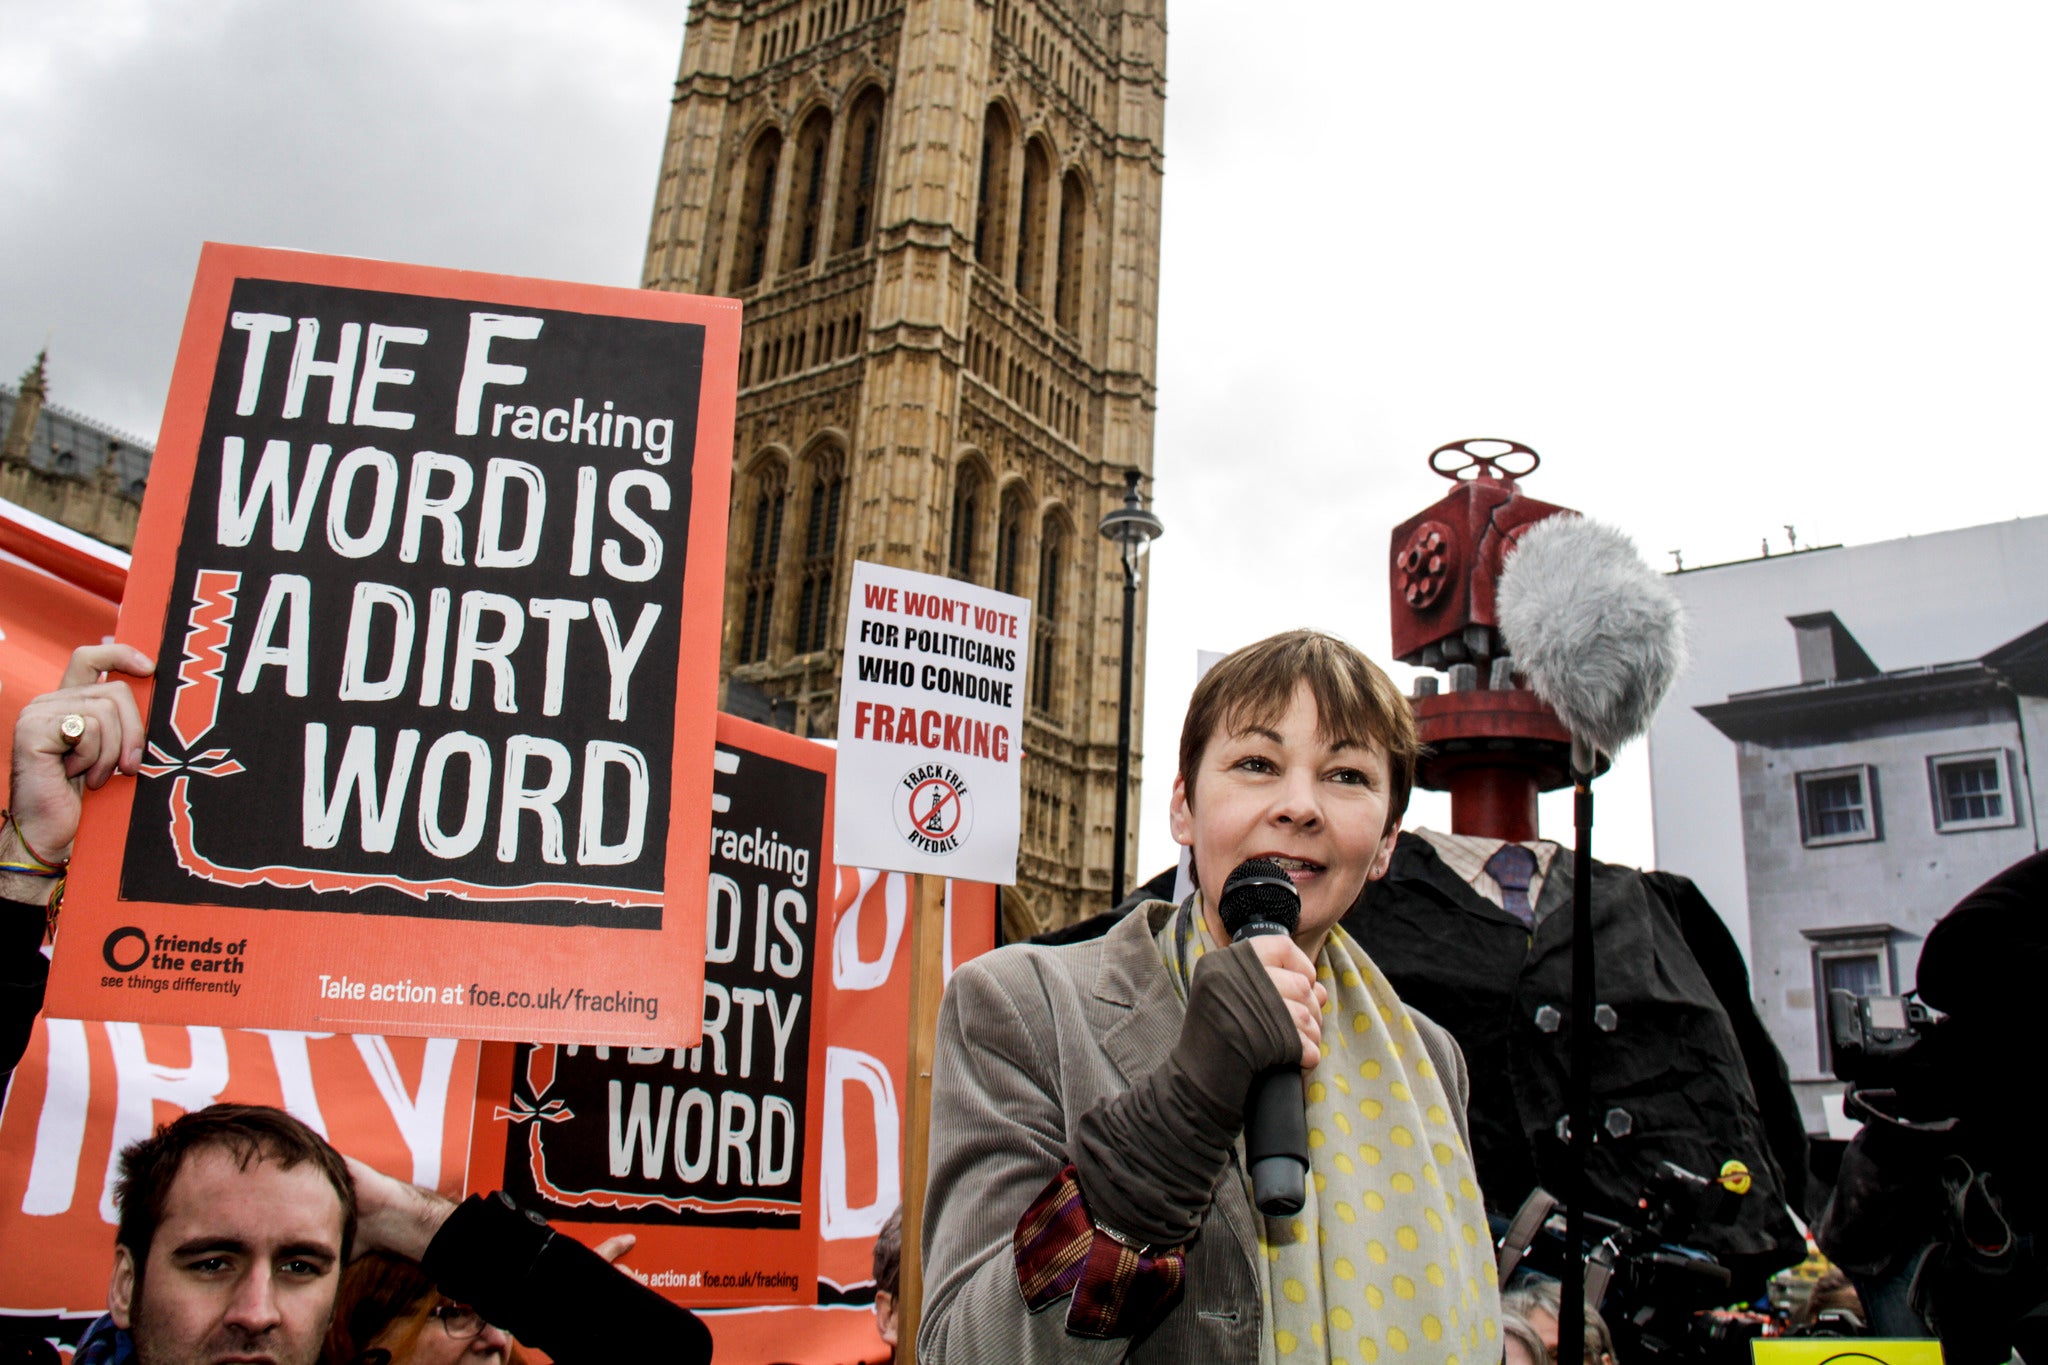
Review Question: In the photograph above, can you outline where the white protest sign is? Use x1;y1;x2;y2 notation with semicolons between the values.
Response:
833;560;1026;884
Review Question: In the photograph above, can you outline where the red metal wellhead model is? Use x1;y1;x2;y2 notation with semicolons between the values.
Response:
1388;438;1591;842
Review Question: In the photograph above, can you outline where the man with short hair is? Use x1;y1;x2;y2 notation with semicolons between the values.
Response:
871;1203;902;1352
78;1103;354;1365
6;646;712;1364
72;1100;716;1364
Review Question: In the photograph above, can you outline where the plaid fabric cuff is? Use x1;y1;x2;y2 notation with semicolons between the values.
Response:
1013;1164;1186;1339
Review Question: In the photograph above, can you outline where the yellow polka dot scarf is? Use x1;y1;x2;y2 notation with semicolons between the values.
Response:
1159;901;1502;1365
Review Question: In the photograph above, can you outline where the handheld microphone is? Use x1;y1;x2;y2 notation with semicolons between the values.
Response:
1219;857;1309;1216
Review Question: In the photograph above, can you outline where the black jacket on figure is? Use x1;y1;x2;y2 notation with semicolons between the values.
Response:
1342;832;1808;1290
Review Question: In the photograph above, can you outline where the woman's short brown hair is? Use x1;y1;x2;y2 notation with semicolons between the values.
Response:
326;1252;436;1365
1177;629;1418;824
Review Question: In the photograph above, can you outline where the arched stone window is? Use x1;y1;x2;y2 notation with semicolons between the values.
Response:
994;483;1030;595
833;87;886;254
738;130;783;290
948;461;983;582
793;444;846;654
739;459;788;663
1054;170;1087;333
974;105;1013;273
784;110;832;272
1031;512;1066;715
1015;138;1052;304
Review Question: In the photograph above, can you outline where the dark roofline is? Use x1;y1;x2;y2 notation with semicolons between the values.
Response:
1697;662;2013;744
1695;613;2048;749
1983;620;2048;689
0;382;155;453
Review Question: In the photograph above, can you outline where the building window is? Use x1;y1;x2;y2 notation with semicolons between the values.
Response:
1015;138;1051;304
1806;926;1897;1074
793;449;845;654
1797;765;1880;846
784;111;833;272
739;464;787;664
738;131;784;290
973;105;1013;273
1929;749;2017;832
833;87;886;254
1054;170;1087;333
947;463;982;582
1031;518;1064;715
994;486;1029;595
1820;949;1885;1000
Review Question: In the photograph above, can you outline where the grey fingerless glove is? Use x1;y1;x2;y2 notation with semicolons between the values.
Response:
1072;938;1300;1247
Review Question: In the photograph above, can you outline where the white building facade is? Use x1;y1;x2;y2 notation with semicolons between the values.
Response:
1649;516;2048;1133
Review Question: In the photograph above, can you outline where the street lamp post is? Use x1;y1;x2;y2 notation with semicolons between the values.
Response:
1097;467;1164;903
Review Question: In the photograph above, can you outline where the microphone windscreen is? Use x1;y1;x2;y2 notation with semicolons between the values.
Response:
1497;513;1688;756
1219;857;1301;938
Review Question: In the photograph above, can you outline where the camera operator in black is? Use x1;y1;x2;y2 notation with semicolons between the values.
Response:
1343;832;1810;1296
1818;849;2048;1365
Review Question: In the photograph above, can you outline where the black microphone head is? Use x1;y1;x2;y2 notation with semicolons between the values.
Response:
1219;857;1301;939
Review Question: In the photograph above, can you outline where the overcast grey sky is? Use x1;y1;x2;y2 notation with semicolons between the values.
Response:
7;1;2046;888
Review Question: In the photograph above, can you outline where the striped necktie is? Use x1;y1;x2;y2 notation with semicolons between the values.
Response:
1484;843;1539;928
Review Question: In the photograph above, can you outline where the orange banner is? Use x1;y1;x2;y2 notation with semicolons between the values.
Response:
0;508;123;811
0;1021;480;1355
47;243;741;1048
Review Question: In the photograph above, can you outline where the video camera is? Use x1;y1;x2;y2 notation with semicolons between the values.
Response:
1825;989;1942;1088
1497;1163;1777;1363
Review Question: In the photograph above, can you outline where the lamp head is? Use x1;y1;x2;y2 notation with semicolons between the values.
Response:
1097;467;1164;567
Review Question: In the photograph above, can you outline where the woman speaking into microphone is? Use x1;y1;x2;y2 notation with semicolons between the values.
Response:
920;630;1502;1363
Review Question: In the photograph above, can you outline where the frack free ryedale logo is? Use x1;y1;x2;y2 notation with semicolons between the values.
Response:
892;762;972;856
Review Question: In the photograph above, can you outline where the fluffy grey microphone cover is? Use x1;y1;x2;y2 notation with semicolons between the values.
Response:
1496;513;1687;756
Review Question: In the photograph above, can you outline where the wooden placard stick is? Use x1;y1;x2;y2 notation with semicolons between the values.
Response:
896;873;949;1363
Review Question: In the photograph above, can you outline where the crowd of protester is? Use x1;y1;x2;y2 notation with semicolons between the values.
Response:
0;646;712;1364
4;626;2035;1363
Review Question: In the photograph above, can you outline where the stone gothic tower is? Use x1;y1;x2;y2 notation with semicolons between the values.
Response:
642;0;1166;934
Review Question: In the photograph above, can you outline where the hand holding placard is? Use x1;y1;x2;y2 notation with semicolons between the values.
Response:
1;644;153;919
48;244;740;1047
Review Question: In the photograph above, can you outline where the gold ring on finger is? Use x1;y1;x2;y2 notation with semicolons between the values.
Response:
59;713;87;747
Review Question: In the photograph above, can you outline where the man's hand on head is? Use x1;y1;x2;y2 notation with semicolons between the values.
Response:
344;1156;455;1263
2;643;152;903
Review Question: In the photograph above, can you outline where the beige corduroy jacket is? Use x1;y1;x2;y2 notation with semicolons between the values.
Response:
917;898;1471;1365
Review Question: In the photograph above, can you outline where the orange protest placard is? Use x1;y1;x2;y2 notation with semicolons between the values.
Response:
466;714;1000;1336
468;715;835;1308
44;243;737;1047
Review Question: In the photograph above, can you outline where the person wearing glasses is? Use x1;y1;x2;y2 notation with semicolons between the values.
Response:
6;653;716;1364
329;1254;513;1364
